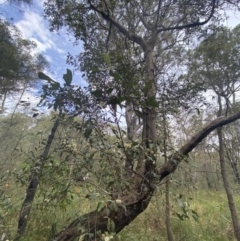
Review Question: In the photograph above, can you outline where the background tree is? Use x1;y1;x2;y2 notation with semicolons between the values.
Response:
186;24;240;240
0;20;48;113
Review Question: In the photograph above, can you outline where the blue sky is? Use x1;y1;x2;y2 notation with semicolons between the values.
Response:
0;0;239;86
0;0;240;113
0;0;84;86
0;0;86;112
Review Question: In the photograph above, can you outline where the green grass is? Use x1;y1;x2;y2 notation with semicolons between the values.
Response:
2;186;240;241
114;189;239;241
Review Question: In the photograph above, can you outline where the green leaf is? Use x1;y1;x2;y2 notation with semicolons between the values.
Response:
146;96;159;107
143;81;152;95
103;53;111;65
32;113;39;118
90;66;99;72
110;70;120;82
38;72;55;83
91;89;103;98
84;127;93;139
96;202;105;212
135;110;144;119
63;69;72;86
176;213;184;221
107;218;115;232
191;210;199;222
51;82;60;90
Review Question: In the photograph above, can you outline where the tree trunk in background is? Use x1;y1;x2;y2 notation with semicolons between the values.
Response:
203;162;212;188
217;127;240;240
165;179;174;241
217;95;240;241
162;99;174;241
14;117;60;240
231;121;240;184
225;147;240;184
125;102;141;141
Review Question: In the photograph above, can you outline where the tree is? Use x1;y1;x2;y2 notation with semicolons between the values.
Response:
186;25;240;240
13;1;240;240
0;20;48;113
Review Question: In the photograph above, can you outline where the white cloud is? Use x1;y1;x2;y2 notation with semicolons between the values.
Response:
15;10;65;54
35;0;45;8
44;54;53;63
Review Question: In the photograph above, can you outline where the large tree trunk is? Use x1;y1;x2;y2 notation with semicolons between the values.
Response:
50;110;240;241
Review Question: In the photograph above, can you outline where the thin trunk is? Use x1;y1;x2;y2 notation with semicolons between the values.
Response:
162;95;174;241
125;102;141;141
14;117;60;240
217;95;240;241
165;179;174;241
203;162;212;188
225;92;240;185
225;147;240;184
217;127;240;240
0;91;7;113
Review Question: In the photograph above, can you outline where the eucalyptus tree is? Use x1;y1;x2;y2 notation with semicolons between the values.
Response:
37;1;240;240
186;25;240;240
0;20;48;113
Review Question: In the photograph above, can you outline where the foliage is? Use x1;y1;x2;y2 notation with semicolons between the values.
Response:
1;0;240;240
0;20;48;113
187;25;240;95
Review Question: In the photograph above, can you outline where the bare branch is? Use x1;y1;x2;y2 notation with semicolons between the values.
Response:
139;15;154;30
155;0;163;27
88;1;146;50
157;0;216;33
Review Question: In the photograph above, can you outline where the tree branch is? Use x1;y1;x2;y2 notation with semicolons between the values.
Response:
88;1;146;50
158;108;240;180
50;107;240;241
157;0;216;33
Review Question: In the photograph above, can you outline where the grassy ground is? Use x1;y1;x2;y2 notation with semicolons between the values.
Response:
113;189;240;241
2;186;240;241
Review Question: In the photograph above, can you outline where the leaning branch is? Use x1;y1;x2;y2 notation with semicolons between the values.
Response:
50;109;240;241
158;109;240;180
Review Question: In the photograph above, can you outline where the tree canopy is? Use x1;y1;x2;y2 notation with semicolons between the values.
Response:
2;1;240;241
0;20;48;112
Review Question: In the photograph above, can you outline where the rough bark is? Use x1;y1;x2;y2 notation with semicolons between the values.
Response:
14;117;60;240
